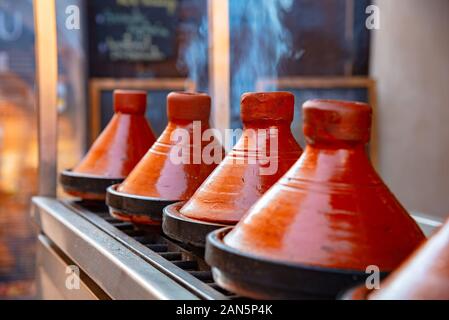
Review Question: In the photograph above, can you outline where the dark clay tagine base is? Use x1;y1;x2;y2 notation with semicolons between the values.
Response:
106;184;178;226
163;202;229;248
60;169;124;201
205;228;389;300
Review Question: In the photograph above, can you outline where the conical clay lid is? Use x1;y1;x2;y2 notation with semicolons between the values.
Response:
180;92;302;225
224;99;425;272
117;92;222;201
74;90;156;178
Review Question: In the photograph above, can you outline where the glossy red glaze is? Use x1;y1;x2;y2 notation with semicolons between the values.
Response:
117;92;222;201
370;218;449;300
224;99;425;272
180;92;302;225
73;90;156;178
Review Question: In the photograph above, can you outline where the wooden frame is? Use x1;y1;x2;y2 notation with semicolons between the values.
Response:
208;0;231;135
89;78;196;143
34;0;58;197
256;76;379;168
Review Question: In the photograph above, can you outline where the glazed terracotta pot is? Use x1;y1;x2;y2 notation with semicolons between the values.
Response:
110;92;223;224
179;92;302;225
339;285;372;300
61;90;156;200
223;99;425;272
369;218;449;300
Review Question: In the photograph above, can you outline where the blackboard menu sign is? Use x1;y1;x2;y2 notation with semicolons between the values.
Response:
88;0;178;65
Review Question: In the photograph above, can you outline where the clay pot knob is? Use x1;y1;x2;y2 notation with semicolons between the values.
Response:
303;99;372;144
114;90;147;115
167;92;211;121
241;92;294;122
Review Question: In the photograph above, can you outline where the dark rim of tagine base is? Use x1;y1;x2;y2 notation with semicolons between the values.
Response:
205;99;425;300
162;202;229;248
162;92;302;248
60;90;156;201
106;92;223;226
206;228;389;300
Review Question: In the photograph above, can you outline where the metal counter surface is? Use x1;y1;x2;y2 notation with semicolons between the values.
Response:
31;196;443;300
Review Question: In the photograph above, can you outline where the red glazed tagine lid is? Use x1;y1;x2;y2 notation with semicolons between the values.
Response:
116;92;222;201
223;99;425;272
74;90;155;177
60;90;156;200
369;218;449;300
180;92;302;225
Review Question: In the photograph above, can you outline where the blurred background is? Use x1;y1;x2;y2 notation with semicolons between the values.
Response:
0;0;448;299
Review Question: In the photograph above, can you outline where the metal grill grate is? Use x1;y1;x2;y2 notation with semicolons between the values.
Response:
68;202;242;300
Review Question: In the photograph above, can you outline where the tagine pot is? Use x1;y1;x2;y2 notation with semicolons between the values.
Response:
60;90;156;201
206;99;425;299
107;92;223;226
163;92;302;247
367;217;449;300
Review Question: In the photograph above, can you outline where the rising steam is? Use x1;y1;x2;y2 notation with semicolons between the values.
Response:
230;0;293;126
177;14;208;91
178;0;293;127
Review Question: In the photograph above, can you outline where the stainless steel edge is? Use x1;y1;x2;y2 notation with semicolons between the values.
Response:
67;202;228;300
31;196;199;300
36;234;108;300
